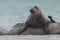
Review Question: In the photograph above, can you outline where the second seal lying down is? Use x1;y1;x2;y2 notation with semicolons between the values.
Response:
45;16;60;34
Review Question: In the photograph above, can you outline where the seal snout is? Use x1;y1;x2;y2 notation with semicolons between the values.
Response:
30;6;38;13
30;9;35;13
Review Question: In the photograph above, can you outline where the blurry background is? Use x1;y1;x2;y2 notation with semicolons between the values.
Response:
0;0;60;33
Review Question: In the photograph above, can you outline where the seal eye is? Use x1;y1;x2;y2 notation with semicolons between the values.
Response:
34;6;38;9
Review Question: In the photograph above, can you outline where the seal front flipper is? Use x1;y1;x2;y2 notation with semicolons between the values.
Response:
5;23;28;35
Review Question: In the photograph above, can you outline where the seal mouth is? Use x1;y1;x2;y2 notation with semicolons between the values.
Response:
30;9;35;13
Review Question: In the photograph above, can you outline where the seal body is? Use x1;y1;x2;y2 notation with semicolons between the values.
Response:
25;6;49;28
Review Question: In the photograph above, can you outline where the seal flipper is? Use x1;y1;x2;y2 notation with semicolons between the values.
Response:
48;16;56;23
5;23;28;35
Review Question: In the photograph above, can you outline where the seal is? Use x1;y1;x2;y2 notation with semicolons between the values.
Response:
5;6;49;35
25;6;49;28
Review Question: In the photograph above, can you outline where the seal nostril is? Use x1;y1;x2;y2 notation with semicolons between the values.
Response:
30;9;32;12
30;9;35;13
